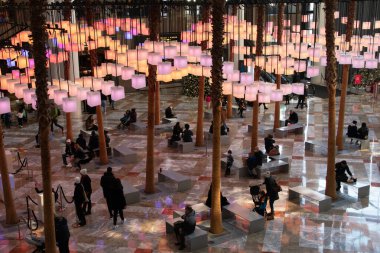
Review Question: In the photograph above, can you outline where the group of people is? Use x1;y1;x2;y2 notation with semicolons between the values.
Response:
118;108;137;129
169;122;193;144
347;120;369;142
72;169;92;228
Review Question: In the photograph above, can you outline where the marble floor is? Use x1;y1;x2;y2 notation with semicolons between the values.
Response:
1;91;380;253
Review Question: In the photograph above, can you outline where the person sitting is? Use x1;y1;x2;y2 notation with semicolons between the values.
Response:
335;160;356;191
85;115;98;131
205;183;229;208
357;122;368;140
221;123;228;136
182;124;193;142
76;133;87;150
165;105;176;118
169;122;182;145
88;130;99;157
246;147;264;178
72;143;91;169
126;108;137;125
62;139;74;168
174;205;196;250
285;110;298;126
209;121;214;134
118;110;130;129
264;134;279;155
346;120;358;142
104;130;110;148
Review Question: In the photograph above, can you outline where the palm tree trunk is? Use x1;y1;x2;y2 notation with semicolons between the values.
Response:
145;1;160;194
210;0;225;235
324;0;338;199
226;5;237;119
30;0;57;252
154;81;160;125
274;3;284;130
336;0;355;150
251;5;264;152
0;123;17;224
64;0;73;142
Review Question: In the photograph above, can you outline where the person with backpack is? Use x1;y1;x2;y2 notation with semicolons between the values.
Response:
263;171;281;219
182;124;193;142
50;105;64;134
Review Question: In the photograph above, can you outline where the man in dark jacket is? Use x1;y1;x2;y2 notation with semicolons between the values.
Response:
335;160;356;191
73;177;86;227
174;205;196;250
55;215;70;253
182;124;193;142
263;171;280;218
76;134;87;150
357;122;369;140
165;105;176;118
285;110;298;126
80;169;92;215
100;167;116;218
109;178;126;229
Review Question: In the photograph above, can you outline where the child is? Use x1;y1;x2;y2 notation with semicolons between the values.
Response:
225;150;234;176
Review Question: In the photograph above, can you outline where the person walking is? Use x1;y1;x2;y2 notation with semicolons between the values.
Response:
50;105;64;134
72;177;86;227
55;214;70;253
80;169;92;215
225;150;234;176
263;172;281;219
100;167;115;219
109;178;126;229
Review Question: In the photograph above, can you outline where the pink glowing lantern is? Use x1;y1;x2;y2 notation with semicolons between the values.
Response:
365;59;378;69
12;69;20;78
270;89;283;102
92;78;103;91
240;73;254;85
23;88;35;104
227;70;240;82
233;83;245;98
0;97;11;114
77;87;91;101
101;81;114;96
222;81;232;95
294;60;307;72
62;97;77;113
281;84;292;95
131;74;146;89
292;83;304;95
147;52;162;65
320;56;327;66
339;54;352;65
258;93;270;103
87;91;101;107
69;83;77;96
352;56;365;68
54;89;68;105
31;94;37;110
121;67;135;80
245;84;259;101
15;84;28;99
157;62;172;75
20;75;29;84
223;61;234;74
7;79;18;94
137;49;148;61
200;55;212;67
110;86;125;101
188;46;202;57
164;46;177;59
306;66;320;78
174;56;188;69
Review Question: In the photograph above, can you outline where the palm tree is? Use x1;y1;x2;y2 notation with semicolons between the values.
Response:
154;81;160;125
145;1;160;194
209;0;225;234
336;0;355;150
251;5;264;152
64;0;73;141
226;5;237;119
274;3;284;130
324;0;338;199
30;0;57;251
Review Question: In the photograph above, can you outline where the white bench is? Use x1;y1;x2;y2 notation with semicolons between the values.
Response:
130;121;147;131
288;186;332;212
275;124;304;138
204;132;230;146
113;144;138;163
305;140;337;155
161;117;179;124
121;181;140;205
239;160;289;178
341;181;370;198
158;171;191;192
178;141;195;153
345;137;370;150
166;218;208;251
173;203;210;220
223;202;265;233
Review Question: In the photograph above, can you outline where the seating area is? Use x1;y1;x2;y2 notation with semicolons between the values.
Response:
130;121;147;131
204;132;230;146
288;186;332;212
345;137;370;150
113;144;138;163
177;141;195;153
158;170;192;192
223;202;265;233
275;124;304;138
304;140;337;155
340;181;370;198
239;159;289;178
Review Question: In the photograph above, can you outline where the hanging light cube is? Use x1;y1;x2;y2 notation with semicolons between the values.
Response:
110;86;125;101
131;74;146;89
0;97;11;114
233;83;245;98
200;55;212;67
87;91;101;107
62;97;77;113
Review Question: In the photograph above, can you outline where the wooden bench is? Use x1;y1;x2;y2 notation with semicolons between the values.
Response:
173;203;210;220
204;132;230;146
166;218;208;251
178;141;195;153
223;202;265;233
162;117;178;124
275;124;304;138
121;181;140;204
113;144;138;163
345;137;370;150
341;181;370;198
305;140;337;155
158;171;191;192
130;121;147;131
288;186;332;212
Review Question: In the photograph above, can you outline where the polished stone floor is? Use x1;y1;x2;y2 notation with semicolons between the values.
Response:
1;91;380;253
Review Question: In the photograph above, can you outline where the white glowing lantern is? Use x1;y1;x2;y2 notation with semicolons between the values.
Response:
137;49;148;61
15;84;28;99
47;85;58;99
339;54;352;65
92;78;103;91
121;67;135;80
157;62;172;75
0;97;11;114
222;81;232;95
110;86;125;101
320;56;327;66
281;84;292;95
62;97;77;113
188;46;202;57
164;46;177;59
200;55;212;67
69;83;77;97
53;90;68;105
101;80;114;95
227;70;240;82
292;83;304;95
223;61;234;74
77;87;90;101
294;60;307;72
352;56;365;68
87;91;101;107
270;89;283;102
306;66;320;78
240;73;254;85
173;56;187;69
147;52;162;65
307;47;321;59
233;83;245;98
23;88;35;104
366;59;378;69
245;84;259;101
131;74;146;89
258;93;270;103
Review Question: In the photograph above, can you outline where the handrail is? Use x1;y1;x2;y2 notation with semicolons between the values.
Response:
25;195;38;231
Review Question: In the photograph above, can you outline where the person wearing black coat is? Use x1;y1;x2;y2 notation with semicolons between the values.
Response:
80;169;92;215
88;130;99;157
76;134;87;150
100;167;115;218
205;183;229;208
264;134;276;154
357;122;369;140
170;122;182;144
182;124;193;142
109;178;126;228
62;139;74;167
335;160;356;191
263;172;280;217
55;215;70;253
73;177;86;227
285;110;298;126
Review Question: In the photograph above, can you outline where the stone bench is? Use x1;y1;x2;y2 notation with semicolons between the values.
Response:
173;203;210;220
288;185;332;212
121;181;140;205
239;159;289;178
177;141;195;153
223;202;265;233
341;181;370;198
154;122;175;133
269;154;290;163
130;121;147;131
204;132;230;146
305;140;337;155
247;125;273;135
113;144;138;163
161;117;178;124
275;124;304;138
345;137;370;150
167;139;179;148
158;170;191;192
166;218;208;251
